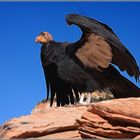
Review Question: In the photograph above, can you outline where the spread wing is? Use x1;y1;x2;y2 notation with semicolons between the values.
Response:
65;14;140;81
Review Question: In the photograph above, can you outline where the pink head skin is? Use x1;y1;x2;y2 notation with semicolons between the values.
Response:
35;32;53;44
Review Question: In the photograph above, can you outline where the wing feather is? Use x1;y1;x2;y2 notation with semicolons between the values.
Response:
65;14;140;81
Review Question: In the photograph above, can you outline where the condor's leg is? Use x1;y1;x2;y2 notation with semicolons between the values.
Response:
79;93;91;106
79;93;85;104
85;92;92;105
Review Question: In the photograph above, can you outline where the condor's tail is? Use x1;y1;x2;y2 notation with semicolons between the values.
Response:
109;66;140;98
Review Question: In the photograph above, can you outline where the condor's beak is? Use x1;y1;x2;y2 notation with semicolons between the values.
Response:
35;35;47;44
35;36;40;44
35;36;44;44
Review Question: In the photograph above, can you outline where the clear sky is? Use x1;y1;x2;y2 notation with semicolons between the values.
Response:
0;2;140;125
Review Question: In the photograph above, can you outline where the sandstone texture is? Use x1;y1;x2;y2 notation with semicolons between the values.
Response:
0;105;87;139
76;97;140;139
1;97;140;139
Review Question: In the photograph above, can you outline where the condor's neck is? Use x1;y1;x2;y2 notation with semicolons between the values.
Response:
41;40;61;48
41;40;66;64
41;41;63;57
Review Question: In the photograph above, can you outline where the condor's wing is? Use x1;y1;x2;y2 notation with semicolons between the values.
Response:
65;14;140;81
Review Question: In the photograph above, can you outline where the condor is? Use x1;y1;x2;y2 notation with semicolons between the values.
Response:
35;14;140;106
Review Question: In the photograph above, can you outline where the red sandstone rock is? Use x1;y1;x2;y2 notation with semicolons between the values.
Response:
76;97;140;139
1;98;140;139
0;104;87;139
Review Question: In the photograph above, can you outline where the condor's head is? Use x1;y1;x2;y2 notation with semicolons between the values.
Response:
35;32;53;44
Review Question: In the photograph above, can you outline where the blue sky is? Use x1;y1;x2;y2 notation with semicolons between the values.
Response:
0;2;140;125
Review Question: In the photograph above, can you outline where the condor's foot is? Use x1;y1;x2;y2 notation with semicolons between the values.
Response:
76;92;91;106
75;102;90;107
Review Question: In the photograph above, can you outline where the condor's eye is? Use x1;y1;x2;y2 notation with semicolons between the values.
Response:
41;32;45;36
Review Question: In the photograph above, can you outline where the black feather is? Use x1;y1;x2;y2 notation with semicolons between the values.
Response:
66;14;140;81
38;14;140;107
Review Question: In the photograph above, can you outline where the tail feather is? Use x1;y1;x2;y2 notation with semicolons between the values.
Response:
46;82;50;101
110;71;140;98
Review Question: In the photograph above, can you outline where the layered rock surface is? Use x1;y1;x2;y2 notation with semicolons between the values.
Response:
76;97;140;139
0;97;140;139
0;105;87;139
